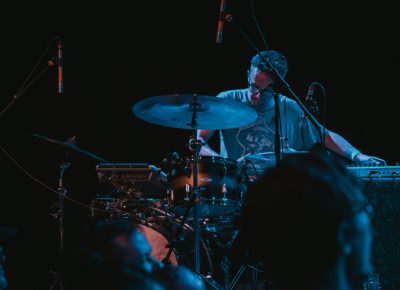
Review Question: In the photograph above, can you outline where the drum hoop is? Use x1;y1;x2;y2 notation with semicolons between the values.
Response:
130;208;214;276
188;155;237;165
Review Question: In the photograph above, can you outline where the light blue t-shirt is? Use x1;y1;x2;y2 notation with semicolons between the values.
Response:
216;88;322;161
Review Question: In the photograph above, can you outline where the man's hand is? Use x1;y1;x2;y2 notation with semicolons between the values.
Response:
353;153;386;166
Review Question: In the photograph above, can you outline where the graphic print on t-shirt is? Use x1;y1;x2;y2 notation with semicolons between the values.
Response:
235;116;275;157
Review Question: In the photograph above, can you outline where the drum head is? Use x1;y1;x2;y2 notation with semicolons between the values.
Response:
137;223;178;266
129;211;214;277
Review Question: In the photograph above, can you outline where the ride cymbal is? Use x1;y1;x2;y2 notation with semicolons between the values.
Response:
132;94;257;130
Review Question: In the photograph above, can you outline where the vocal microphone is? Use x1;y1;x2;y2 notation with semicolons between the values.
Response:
216;0;227;44
57;37;63;94
304;82;319;116
306;82;315;102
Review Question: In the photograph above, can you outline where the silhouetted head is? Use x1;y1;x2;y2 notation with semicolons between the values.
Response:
241;151;373;289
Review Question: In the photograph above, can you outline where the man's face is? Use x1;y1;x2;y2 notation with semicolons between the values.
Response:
247;66;274;106
347;211;374;285
0;246;7;290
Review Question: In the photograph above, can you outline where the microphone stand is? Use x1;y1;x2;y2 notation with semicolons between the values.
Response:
225;15;326;152
273;92;282;164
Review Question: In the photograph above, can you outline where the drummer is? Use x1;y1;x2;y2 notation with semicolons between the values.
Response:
198;50;385;167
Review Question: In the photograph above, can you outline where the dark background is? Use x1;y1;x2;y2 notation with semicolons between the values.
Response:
0;1;399;289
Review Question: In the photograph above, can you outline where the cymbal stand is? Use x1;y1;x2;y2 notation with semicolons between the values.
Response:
49;153;71;290
162;94;203;274
188;94;202;274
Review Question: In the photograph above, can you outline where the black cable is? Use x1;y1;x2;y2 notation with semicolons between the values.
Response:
17;36;59;96
0;36;59;118
0;143;114;214
249;0;269;50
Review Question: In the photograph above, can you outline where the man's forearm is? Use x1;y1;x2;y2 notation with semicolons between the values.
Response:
324;131;359;161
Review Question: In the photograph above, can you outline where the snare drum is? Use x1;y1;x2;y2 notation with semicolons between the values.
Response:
170;156;241;217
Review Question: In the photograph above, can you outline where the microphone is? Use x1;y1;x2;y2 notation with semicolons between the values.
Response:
304;82;319;116
57;38;63;94
306;82;315;102
216;0;227;44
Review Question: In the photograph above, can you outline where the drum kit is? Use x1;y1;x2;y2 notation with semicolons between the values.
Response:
32;93;300;289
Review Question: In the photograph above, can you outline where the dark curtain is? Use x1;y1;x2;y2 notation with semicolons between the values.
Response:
0;1;398;289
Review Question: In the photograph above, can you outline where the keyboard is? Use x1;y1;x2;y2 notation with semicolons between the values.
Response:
346;165;400;179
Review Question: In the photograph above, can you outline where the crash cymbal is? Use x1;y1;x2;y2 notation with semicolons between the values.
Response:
132;94;257;130
29;132;108;162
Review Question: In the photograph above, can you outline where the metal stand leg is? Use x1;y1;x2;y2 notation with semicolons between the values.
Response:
228;263;266;290
48;160;70;290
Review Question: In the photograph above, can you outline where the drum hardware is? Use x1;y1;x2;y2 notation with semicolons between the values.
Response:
162;191;197;266
216;231;239;290
197;273;224;290
363;273;381;290
160;151;180;182
95;163;169;200
29;133;108;162
184;133;203;274
48;148;73;290
170;155;241;218
132;93;258;283
89;196;125;219
228;263;266;290
124;208;214;277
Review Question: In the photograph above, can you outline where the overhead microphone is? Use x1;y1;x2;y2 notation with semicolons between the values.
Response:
57;37;63;94
216;0;227;44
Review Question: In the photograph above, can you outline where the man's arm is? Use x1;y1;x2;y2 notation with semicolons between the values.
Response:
196;129;220;156
324;131;386;165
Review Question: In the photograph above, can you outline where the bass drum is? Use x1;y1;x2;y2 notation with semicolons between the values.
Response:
129;207;214;278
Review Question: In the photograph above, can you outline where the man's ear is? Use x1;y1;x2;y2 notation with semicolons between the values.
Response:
337;221;354;256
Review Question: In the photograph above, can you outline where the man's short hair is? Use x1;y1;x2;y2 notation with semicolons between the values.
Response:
250;50;289;79
240;151;366;284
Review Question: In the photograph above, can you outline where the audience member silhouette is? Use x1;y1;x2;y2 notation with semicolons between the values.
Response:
240;151;373;290
63;218;204;290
